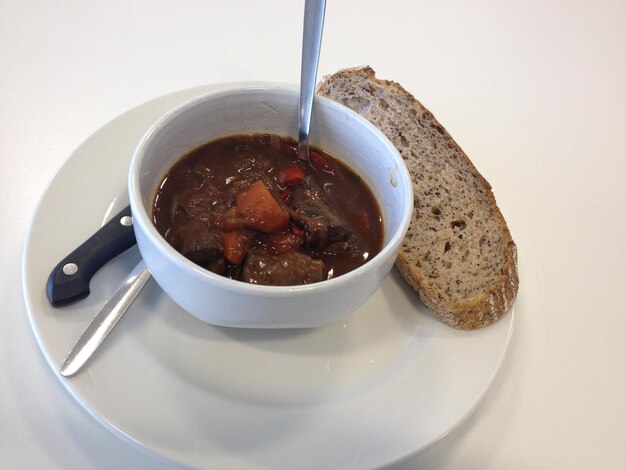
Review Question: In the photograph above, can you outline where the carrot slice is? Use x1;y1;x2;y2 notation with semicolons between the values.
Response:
235;180;289;233
219;229;250;265
218;206;243;232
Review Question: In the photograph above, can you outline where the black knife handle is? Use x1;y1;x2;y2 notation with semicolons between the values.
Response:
46;204;137;307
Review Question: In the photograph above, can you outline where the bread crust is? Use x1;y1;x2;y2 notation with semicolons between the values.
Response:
317;66;518;329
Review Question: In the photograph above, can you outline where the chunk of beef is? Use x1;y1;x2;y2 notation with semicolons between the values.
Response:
289;176;352;249
181;179;230;222
228;152;279;194
166;220;225;274
242;249;325;286
165;181;228;228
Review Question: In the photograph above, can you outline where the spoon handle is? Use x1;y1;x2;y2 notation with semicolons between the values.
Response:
298;0;326;153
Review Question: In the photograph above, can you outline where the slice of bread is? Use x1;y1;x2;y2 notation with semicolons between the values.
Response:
317;66;518;329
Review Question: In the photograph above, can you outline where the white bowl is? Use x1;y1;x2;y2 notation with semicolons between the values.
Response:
129;84;412;328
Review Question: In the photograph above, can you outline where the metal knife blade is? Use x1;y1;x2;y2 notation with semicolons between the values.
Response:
47;204;138;307
59;260;152;377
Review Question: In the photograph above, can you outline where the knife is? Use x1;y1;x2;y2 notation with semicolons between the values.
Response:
46;204;137;306
59;259;152;377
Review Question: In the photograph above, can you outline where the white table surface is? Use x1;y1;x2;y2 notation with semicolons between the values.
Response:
2;1;625;468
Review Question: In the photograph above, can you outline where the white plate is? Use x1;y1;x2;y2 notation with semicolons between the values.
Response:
22;85;515;469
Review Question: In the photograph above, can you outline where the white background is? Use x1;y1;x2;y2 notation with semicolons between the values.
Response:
1;0;625;468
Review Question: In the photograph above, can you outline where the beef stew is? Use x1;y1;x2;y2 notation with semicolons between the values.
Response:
153;134;383;286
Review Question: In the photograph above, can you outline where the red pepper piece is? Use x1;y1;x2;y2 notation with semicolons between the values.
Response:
280;189;291;201
309;150;334;173
279;166;305;185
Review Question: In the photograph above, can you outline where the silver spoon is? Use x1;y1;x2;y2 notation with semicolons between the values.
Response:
297;0;327;162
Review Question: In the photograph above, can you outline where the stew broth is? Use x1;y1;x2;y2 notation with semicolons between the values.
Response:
153;134;383;286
